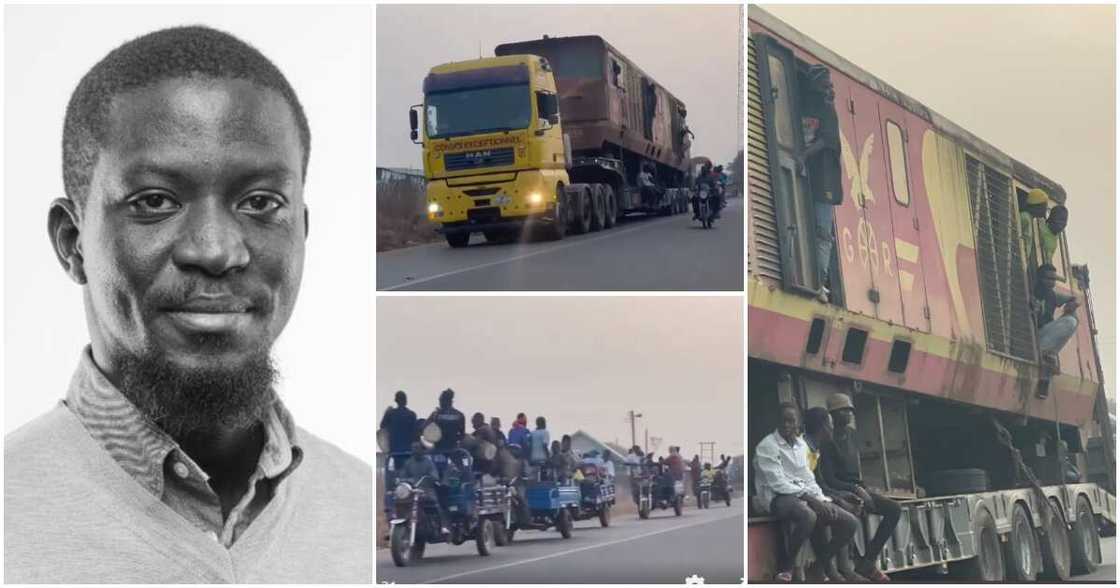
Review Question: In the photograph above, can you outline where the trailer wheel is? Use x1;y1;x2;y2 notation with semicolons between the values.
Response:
589;185;605;232
571;186;593;234
475;518;495;556
557;509;573;539
599;505;611;527
1004;502;1040;581
1071;495;1101;575
445;232;470;248
951;507;1004;580
602;185;618;228
1040;498;1072;580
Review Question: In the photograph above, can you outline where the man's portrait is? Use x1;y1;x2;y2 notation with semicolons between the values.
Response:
4;6;373;583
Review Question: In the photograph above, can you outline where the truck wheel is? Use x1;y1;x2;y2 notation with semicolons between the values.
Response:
542;187;566;241
390;524;415;567
445;232;470;248
572;186;592;234
557;509;573;539
1004;503;1040;581
1040;498;1072;580
602;185;618;228
951;508;1004;580
925;468;989;496
599;505;611;527
1071;495;1101;575
589;185;605;232
475;519;495;556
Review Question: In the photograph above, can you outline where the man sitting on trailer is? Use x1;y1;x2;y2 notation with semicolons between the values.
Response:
803;407;870;582
822;394;901;582
637;163;663;208
1034;263;1080;355
799;65;844;304
753;403;858;582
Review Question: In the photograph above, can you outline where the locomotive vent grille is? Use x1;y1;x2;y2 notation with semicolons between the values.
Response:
965;155;1037;361
747;36;783;281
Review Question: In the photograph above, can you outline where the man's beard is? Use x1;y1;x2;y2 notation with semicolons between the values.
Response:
116;337;278;439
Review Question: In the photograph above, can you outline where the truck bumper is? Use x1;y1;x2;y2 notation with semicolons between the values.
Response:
426;169;567;225
437;205;560;235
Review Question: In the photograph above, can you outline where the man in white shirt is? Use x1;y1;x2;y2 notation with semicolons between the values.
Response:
753;403;858;581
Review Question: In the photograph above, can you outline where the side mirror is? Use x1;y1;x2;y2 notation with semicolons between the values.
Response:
408;105;422;144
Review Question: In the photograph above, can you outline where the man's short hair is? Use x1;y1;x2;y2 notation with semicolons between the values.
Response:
804;407;830;435
394;390;407;405
63;26;311;206
778;401;799;414
1039;263;1058;275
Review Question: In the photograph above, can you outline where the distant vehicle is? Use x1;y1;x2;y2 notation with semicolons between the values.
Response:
410;35;694;248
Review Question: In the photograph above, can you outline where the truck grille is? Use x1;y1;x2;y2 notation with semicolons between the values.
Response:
467;206;501;224
444;147;515;172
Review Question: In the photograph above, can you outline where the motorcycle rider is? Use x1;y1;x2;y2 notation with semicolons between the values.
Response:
689;455;703;498
711;165;726;218
693;162;715;220
401;441;450;535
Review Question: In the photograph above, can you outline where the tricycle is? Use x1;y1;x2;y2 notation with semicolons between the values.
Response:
384;448;510;567
573;462;615;527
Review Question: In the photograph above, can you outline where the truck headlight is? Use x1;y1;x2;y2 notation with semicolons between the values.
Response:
394;482;413;500
528;192;543;205
428;202;441;214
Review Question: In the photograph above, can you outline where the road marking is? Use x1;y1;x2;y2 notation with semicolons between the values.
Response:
417;510;743;584
380;217;678;291
380;200;743;291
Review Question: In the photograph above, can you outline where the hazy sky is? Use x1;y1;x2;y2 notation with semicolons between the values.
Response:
376;4;742;170
377;297;744;456
757;4;1116;391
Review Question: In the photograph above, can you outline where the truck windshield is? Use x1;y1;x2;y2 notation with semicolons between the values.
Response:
425;84;531;139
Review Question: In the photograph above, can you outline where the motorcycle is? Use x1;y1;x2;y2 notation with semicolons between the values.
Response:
712;469;733;507
696;477;712;509
696;184;716;229
635;468;685;519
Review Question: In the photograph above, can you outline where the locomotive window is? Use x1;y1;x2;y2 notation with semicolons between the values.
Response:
767;56;795;150
885;120;910;206
610;56;624;88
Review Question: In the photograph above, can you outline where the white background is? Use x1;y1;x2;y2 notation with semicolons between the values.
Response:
3;4;374;464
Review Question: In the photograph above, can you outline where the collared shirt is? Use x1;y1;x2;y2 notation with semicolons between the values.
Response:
64;347;302;548
753;431;828;512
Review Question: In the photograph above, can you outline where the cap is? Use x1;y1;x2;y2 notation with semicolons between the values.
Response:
827;393;855;412
1026;188;1049;206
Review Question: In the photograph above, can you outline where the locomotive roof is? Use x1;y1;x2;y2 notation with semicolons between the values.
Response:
749;7;1067;204
495;35;687;111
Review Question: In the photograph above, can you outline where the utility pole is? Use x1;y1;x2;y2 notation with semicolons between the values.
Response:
700;441;716;465
628;410;643;449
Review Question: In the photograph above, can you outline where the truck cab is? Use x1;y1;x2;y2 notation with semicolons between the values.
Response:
411;55;569;247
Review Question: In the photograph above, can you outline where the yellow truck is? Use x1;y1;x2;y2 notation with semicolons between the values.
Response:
409;35;694;248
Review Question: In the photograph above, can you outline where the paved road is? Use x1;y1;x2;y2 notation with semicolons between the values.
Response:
1079;535;1115;582
377;198;744;291
376;503;744;584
